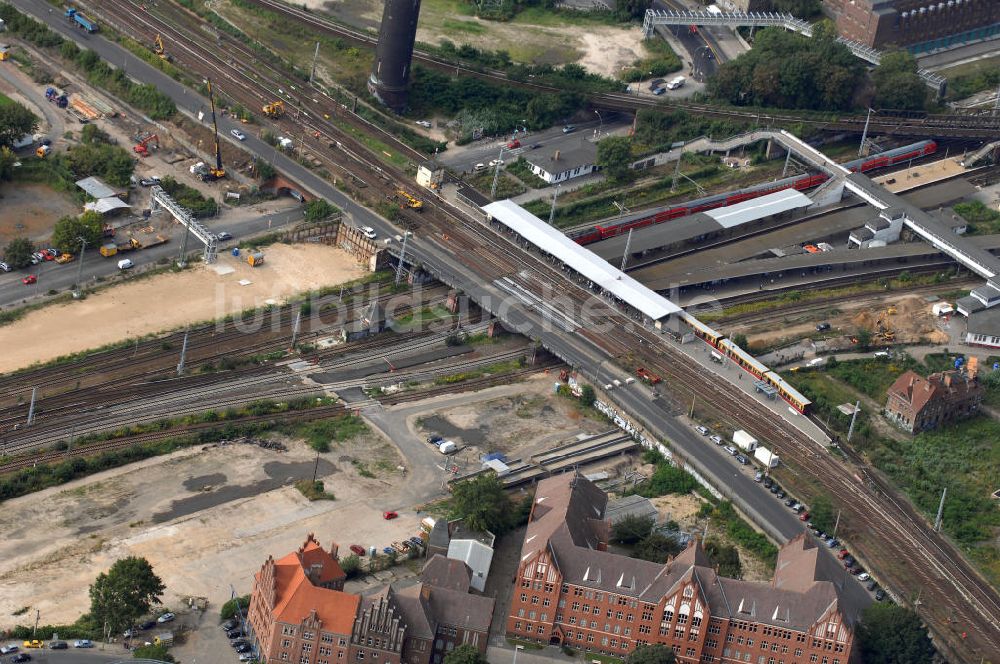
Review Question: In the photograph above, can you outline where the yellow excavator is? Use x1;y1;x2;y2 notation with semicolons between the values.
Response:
202;78;225;181
262;100;285;118
397;189;423;211
153;34;171;61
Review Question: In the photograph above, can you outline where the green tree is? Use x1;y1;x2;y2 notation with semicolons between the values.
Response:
625;644;676;664
0;146;16;182
442;644;489;664
0;101;38;150
771;0;822;17
614;0;652;21
51;211;104;254
255;159;276;181
731;333;749;349
304;198;338;222
89;557;165;637
578;383;596;406
612;514;655;544
857;604;935;664
340;554;361;579
872;51;927;111
132;643;175;663
632;532;682;563
4;237;35;269
597;136;633;182
704;540;742;579
450;472;512;534
856;328;873;351
809;494;835;533
220;594;250;621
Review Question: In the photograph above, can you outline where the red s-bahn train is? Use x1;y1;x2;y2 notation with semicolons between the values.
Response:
572;140;938;245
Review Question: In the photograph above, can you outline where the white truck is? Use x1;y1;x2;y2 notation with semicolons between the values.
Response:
437;440;457;454
754;446;780;469
733;429;758;452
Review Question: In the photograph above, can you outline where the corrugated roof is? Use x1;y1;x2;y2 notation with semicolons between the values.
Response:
482;200;681;320
75;176;117;199
84;197;131;214
605;495;659;524
704;189;813;229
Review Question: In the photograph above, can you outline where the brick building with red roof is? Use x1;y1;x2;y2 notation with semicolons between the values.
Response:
884;370;982;433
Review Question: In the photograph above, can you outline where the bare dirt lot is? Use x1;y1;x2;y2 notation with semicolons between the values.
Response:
0;183;81;247
0;244;366;373
0;427;411;629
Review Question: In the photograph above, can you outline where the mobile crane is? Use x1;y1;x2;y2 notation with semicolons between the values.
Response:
396;189;423;211
203;78;225;181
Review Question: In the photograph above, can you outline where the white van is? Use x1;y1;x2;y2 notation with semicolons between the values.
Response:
117;258;134;270
438;440;457;454
474;163;486;172
666;76;686;90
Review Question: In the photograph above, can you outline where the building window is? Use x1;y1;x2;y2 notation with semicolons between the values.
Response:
794;649;802;657
322;635;334;644
531;596;539;605
543;598;551;607
281;655;289;662
303;645;313;654
663;610;674;623
283;640;293;648
677;614;688;626
521;594;528;602
687;649;696;658
300;656;310;664
357;652;365;661
303;632;315;641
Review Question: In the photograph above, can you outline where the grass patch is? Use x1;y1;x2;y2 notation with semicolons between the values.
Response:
505;158;549;189
433;357;526;385
941;54;1000;101
281;415;369;453
954;200;1000;236
700;500;778;568
295;479;336;501
441;18;486;34
466;169;527;200
11;607;29;616
392;304;454;329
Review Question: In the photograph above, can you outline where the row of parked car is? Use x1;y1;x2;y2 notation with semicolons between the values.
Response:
0;639;96;660
695;425;752;465
223;617;257;662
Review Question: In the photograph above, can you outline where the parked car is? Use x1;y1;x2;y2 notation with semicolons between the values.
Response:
776;490;787;499
762;477;773;488
709;434;723;445
562;125;576;134
799;512;810;521
874;588;886;601
382;511;398;520
0;262;10;272
507;139;521;149
227;630;244;639
22;275;36;285
48;642;67;650
140;620;157;630
230;129;246;141
734;454;749;465
754;471;763;483
157;612;175;623
11;654;31;663
360;226;377;240
1;645;19;655
239;654;257;662
426;435;443;445
784;498;796;507
415;120;432;128
695;425;709;435
382;546;394;555
349;544;366;556
408;536;423;547
722;445;737;456
857;572;871;582
235;644;252;654
221;619;239;631
73;640;93;648
216;231;233;241
118;258;135;270
816;322;831;331
826;539;839;548
837;549;849;559
866;579;878;591
139;177;161;187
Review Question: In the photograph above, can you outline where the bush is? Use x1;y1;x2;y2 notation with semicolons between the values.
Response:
612;514;654;544
132;644;175;662
635;454;697;497
159;176;218;217
340;554;361;578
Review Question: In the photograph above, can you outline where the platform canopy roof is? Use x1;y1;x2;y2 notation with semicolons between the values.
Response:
482;199;681;320
704;188;813;229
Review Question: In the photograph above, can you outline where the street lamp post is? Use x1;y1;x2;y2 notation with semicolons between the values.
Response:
73;236;88;298
512;644;525;664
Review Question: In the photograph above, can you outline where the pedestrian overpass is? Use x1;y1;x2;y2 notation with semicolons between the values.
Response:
642;9;947;96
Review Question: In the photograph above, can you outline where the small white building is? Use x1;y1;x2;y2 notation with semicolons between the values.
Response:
447;539;494;593
848;207;906;248
524;141;598;184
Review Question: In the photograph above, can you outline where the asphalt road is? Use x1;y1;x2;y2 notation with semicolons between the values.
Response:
0;207;304;310
652;0;721;83
437;116;629;175
15;0;821;551
0;648;123;664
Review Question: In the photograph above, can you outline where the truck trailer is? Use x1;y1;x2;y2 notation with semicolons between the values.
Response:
65;8;98;33
733;429;758;452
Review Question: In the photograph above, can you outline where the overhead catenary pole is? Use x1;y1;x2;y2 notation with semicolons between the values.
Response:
671;150;683;192
858;107;873;157
833;509;842;537
846;400;861;441
290;310;302;350
934;486;947;532
782;148;792;177
620;228;634;272
27;387;37;425
177;329;190;376
395;231;411;286
548;184;562;225
309;41;320;84
490;146;506;199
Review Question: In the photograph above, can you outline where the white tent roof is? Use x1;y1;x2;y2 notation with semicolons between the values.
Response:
84;197;131;214
76;176;117;199
704;189;813;229
482;199;681;320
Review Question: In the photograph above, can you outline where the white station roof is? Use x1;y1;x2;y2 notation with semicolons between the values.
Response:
482;200;681;320
704;188;813;229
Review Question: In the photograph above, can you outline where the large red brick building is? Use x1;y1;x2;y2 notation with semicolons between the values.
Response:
248;535;494;664
506;474;871;664
823;0;1000;51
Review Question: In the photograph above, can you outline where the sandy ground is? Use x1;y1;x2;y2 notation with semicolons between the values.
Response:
0;427;413;628
0;184;81;247
0;244;365;373
737;293;951;350
307;0;643;76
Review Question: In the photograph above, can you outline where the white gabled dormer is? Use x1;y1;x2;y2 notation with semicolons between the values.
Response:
583;566;602;584
616;573;635;591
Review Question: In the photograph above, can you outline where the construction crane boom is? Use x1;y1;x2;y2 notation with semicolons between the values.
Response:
205;78;225;181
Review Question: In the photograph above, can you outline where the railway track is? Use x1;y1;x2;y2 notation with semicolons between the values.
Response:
33;2;1000;658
